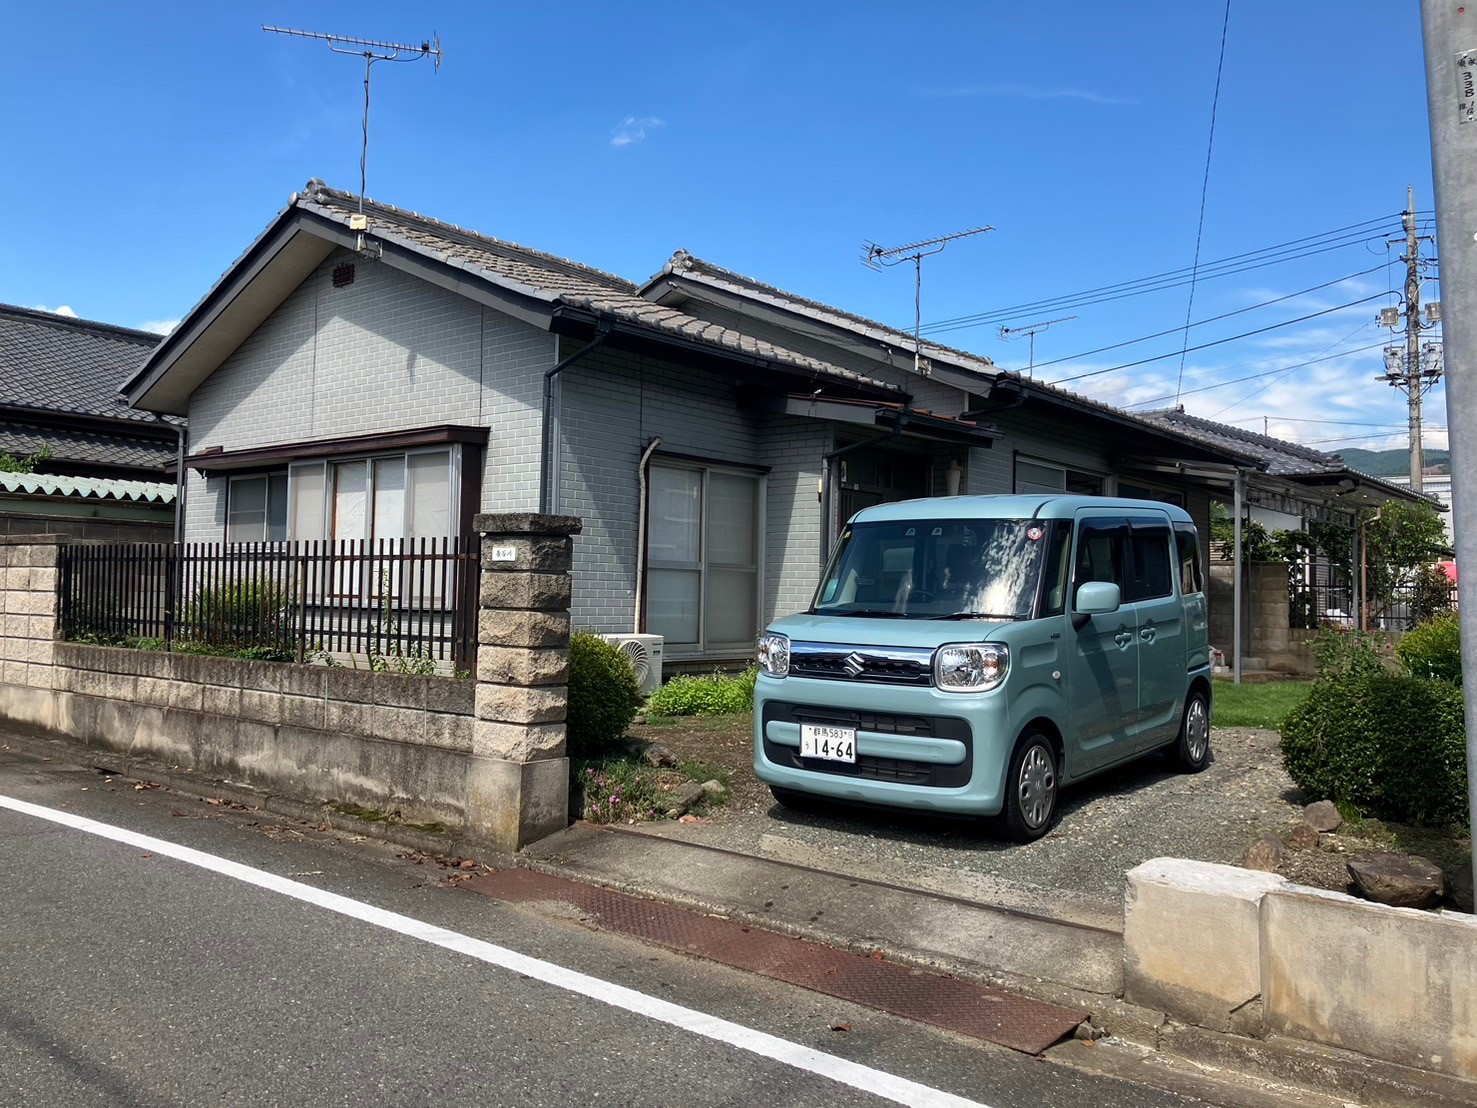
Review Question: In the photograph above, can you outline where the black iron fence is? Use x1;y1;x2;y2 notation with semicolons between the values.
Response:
59;539;480;669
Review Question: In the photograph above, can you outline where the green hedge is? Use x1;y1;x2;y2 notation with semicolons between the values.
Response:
647;668;757;716
1280;671;1468;826
1397;614;1462;684
567;631;643;759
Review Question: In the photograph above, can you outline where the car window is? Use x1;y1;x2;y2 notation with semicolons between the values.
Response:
1125;521;1173;602
1038;521;1073;616
1073;517;1127;603
1176;523;1204;595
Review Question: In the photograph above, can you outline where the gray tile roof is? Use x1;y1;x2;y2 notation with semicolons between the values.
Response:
297;183;902;397
651;251;1001;378
0;419;175;473
0;305;162;419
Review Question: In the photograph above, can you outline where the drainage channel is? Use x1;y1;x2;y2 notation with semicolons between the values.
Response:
465;866;1087;1056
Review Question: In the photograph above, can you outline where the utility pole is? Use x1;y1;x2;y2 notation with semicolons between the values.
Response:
1419;0;1477;879
1379;186;1443;494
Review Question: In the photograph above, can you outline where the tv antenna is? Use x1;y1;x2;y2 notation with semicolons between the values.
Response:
997;315;1076;376
263;26;443;219
862;225;993;376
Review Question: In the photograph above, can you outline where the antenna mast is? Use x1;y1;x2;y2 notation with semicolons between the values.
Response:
997;315;1077;377
263;26;443;217
862;226;993;375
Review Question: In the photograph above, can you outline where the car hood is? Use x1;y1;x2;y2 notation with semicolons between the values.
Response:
766;612;1014;651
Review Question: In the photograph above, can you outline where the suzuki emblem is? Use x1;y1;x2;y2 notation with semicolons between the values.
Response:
843;652;867;677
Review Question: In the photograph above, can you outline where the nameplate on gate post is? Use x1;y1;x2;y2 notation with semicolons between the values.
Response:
490;545;517;562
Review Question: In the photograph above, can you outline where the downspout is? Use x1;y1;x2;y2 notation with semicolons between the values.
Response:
539;323;614;515
1233;469;1244;686
633;436;663;633
819;411;909;564
171;420;187;545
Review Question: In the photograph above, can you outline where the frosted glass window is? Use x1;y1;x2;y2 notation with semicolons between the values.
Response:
648;569;700;644
1016;459;1066;494
707;472;756;565
332;461;368;543
226;476;267;542
290;463;326;541
373;457;406;542
705;568;757;645
408;451;451;538
649;467;700;563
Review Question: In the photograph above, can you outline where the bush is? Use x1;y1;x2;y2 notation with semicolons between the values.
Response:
1281;672;1468;826
647;667;757;716
1397;614;1462;684
567;630;642;759
183;579;294;651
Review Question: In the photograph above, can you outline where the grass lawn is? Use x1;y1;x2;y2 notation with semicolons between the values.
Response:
1212;679;1313;730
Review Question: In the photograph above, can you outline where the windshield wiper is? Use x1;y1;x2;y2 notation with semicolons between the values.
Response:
812;608;907;618
929;612;1022;621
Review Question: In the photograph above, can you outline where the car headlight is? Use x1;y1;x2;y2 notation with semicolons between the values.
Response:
934;643;1008;692
757;632;790;678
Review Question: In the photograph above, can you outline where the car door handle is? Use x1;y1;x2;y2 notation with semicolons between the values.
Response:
1114;630;1133;649
1140;625;1157;643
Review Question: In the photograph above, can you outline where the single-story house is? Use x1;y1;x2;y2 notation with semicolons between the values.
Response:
119;180;1428;666
0;304;177;540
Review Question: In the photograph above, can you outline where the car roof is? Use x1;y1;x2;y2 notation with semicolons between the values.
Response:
849;494;1194;525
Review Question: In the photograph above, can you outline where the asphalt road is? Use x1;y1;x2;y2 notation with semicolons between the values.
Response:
0;744;1221;1108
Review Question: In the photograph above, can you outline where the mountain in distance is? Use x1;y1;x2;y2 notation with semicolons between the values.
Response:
1337;447;1449;477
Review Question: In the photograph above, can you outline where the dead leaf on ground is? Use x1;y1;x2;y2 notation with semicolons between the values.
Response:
829;1021;852;1032
134;781;159;792
205;797;226;806
870;950;885;961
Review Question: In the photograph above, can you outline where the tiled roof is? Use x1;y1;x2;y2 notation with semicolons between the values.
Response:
0;419;176;472
651;251;1001;377
296;183;902;396
0;305;162;420
0;471;175;504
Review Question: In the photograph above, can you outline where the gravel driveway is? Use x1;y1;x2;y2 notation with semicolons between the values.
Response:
635;718;1301;927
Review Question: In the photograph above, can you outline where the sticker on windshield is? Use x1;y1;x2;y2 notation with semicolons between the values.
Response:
1026;526;1044;542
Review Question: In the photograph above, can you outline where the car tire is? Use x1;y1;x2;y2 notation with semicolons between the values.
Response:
1173;688;1212;773
998;731;1058;843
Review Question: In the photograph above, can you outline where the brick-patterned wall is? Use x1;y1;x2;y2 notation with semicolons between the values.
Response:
760;414;830;622
185;250;555;542
0;538;59;691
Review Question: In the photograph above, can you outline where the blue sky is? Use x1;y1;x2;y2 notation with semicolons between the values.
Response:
1;2;1443;454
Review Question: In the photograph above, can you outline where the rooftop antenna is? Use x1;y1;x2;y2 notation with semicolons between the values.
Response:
263;26;443;225
997;315;1076;377
862;225;993;376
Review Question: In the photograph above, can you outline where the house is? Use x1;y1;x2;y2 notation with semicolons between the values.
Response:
119;180;1428;666
0;304;176;540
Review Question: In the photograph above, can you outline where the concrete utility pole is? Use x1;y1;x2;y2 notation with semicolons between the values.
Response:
1380;187;1443;494
1419;0;1477;865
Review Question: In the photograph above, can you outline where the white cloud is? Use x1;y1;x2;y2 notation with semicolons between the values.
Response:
139;318;180;335
30;303;78;318
611;116;664;147
915;83;1133;106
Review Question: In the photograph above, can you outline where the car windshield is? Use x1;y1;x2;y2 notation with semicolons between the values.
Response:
811;518;1048;619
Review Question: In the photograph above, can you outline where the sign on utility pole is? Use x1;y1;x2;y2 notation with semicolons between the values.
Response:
1419;1;1477;869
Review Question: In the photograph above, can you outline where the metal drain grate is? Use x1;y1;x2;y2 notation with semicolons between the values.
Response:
466;867;1086;1055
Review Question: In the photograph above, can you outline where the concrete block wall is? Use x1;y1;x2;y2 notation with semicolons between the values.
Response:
0;538;61;711
1125;858;1477;1082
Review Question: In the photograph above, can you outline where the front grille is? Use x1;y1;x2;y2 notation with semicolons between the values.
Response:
787;641;934;686
761;701;972;788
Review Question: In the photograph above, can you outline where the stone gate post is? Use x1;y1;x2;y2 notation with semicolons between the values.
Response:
468;512;580;851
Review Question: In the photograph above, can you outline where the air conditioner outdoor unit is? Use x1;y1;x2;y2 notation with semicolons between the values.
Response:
601;633;664;696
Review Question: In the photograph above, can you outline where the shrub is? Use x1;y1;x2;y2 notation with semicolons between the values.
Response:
1397;614;1461;684
183;579;294;651
1281;673;1467;826
647;667;757;716
567;630;642;759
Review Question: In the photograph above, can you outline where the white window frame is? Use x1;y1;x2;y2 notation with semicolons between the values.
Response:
645;459;765;656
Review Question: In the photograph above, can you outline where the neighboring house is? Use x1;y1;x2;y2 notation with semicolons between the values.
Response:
120;181;1428;664
0;304;176;540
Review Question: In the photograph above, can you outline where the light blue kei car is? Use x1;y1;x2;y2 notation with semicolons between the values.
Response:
754;495;1213;842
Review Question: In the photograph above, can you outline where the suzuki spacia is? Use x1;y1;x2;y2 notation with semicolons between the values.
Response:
754;495;1213;841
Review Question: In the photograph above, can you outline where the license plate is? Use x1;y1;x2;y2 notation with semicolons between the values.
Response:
800;723;857;763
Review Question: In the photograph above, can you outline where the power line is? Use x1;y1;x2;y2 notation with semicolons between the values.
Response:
920;213;1411;334
1022;264;1384;373
1222;415;1413;427
1046;291;1388;386
1175;0;1234;406
1205;317;1380;416
1123;340;1390;409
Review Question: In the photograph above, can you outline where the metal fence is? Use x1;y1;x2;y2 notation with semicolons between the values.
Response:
59;538;480;669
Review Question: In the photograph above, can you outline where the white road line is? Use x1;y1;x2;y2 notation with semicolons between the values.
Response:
0;793;990;1108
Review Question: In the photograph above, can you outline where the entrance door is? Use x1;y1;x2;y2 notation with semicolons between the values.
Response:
836;449;930;531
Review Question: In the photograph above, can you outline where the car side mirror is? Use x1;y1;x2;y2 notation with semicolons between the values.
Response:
1072;581;1121;630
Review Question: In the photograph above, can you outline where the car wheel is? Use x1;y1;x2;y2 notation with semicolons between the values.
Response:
1173;688;1212;773
999;731;1058;842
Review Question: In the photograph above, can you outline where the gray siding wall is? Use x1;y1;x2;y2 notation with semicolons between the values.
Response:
557;347;764;638
184;250;554;541
761;416;831;620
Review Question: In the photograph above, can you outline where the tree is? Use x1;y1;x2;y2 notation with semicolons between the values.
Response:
1362;501;1450;624
0;446;51;474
